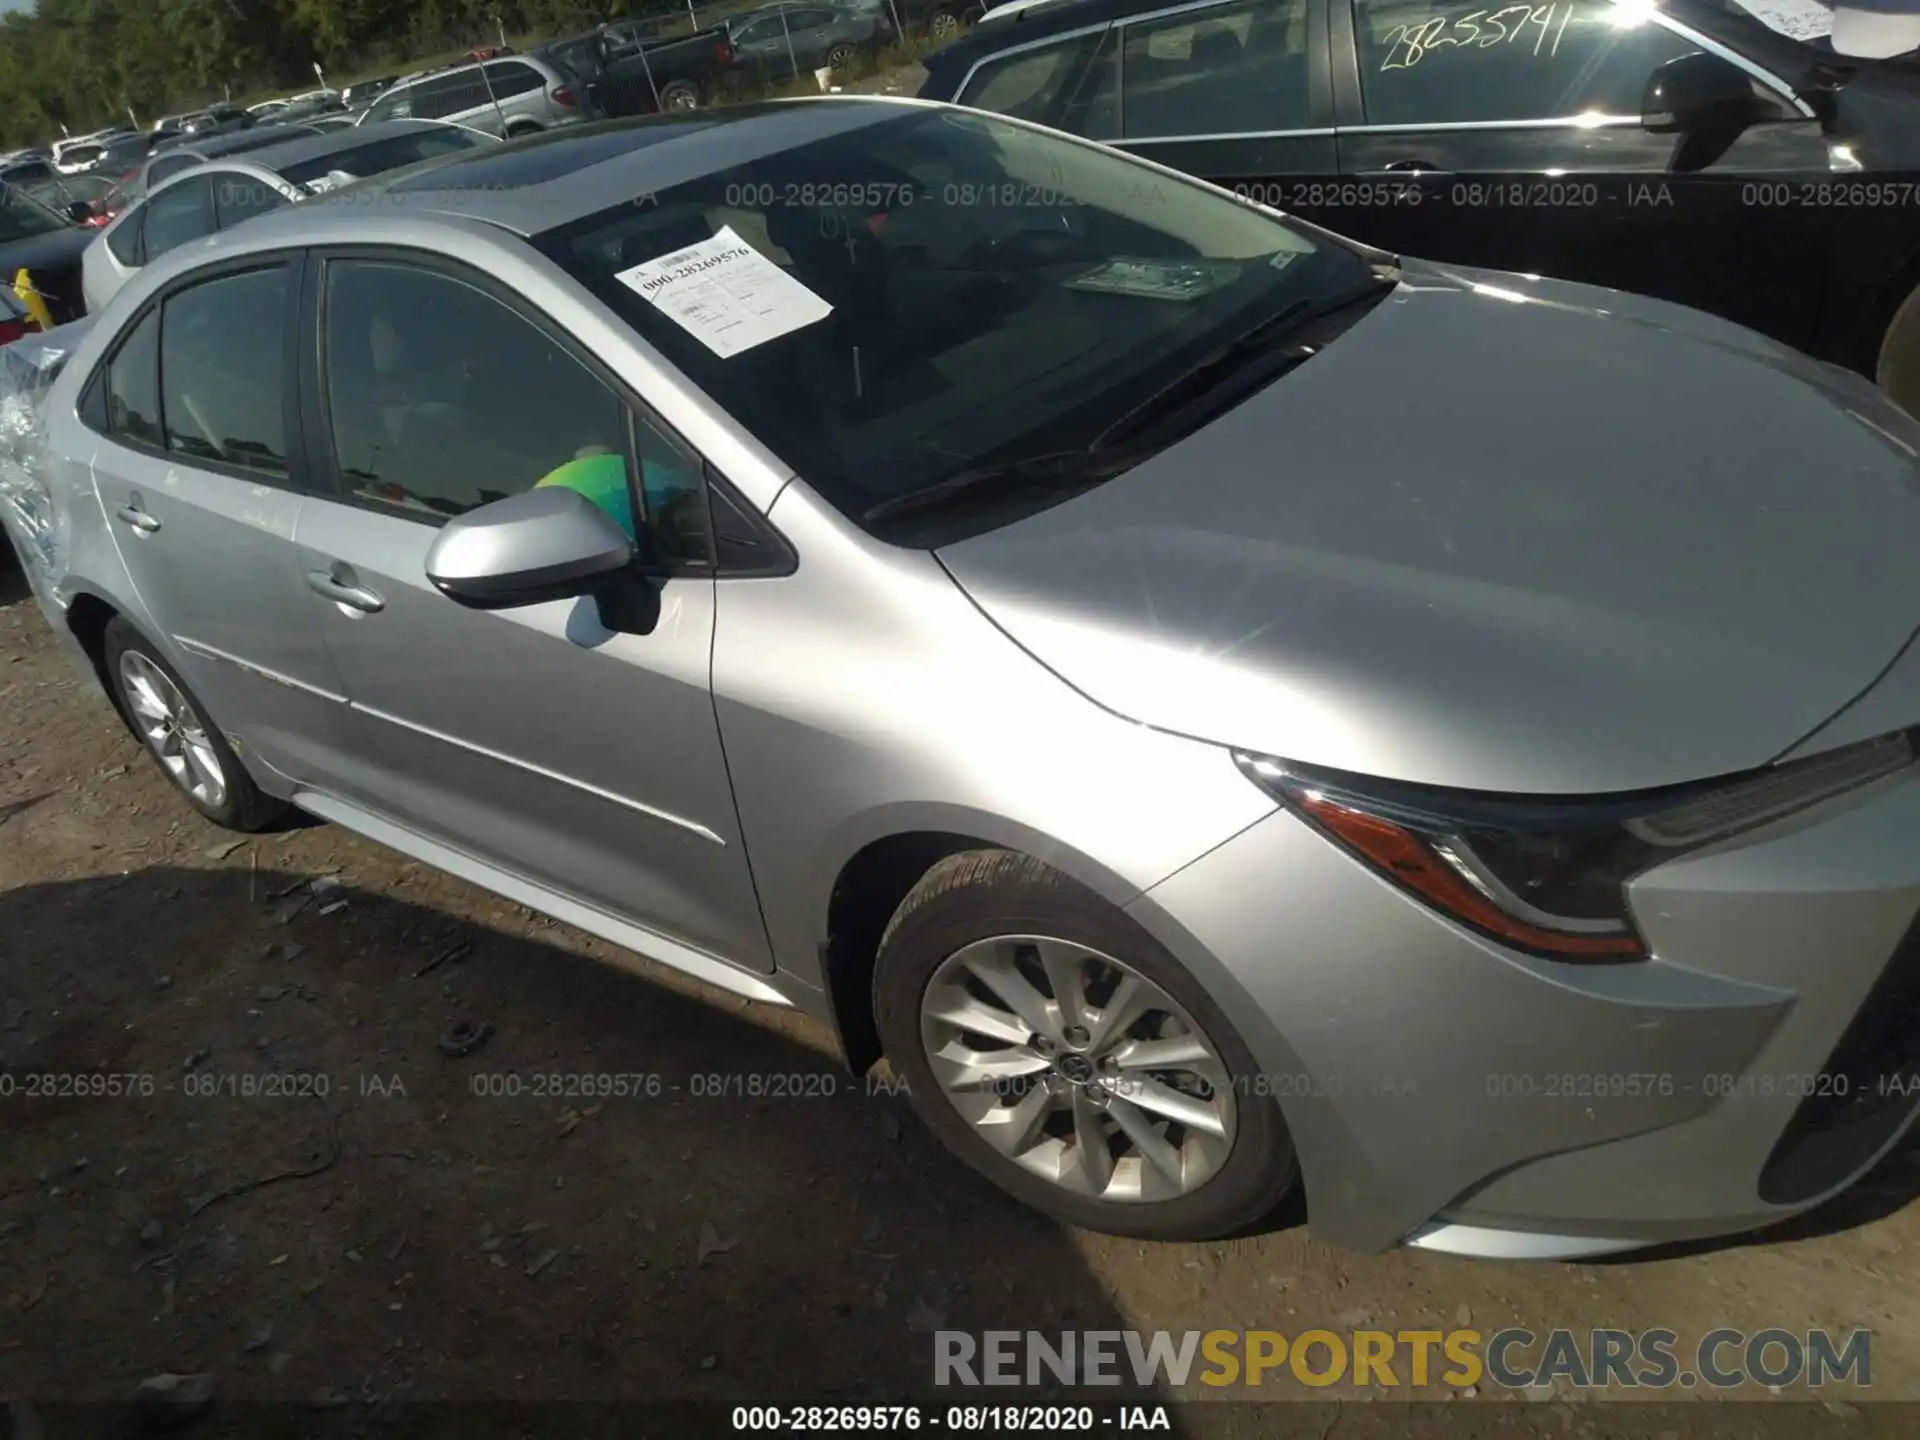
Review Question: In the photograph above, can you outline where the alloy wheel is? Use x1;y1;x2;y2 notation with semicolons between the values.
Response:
919;935;1237;1202
118;651;227;809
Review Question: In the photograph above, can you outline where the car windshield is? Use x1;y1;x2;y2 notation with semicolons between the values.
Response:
534;106;1374;530
0;182;69;241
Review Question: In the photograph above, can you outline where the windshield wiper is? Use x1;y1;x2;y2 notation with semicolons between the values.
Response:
860;447;1139;527
862;266;1401;532
1093;268;1400;453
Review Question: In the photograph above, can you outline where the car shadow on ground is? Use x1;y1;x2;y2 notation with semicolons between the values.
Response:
0;865;1178;1426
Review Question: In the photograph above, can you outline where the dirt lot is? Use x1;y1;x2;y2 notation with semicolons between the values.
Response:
3;551;1920;1437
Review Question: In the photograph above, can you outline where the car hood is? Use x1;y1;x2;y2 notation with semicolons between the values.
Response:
937;260;1920;795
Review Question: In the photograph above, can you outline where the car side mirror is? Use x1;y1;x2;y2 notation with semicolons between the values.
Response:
425;487;635;610
1642;51;1758;136
67;200;93;222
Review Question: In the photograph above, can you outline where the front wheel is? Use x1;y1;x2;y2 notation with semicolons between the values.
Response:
825;42;855;69
1878;281;1920;421
873;850;1297;1240
927;8;963;41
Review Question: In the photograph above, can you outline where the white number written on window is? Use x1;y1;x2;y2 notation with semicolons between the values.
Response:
1377;2;1576;70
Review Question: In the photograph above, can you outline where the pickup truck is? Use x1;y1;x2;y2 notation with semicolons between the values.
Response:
534;23;734;113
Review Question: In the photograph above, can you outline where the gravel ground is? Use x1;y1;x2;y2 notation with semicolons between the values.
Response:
4;549;1920;1435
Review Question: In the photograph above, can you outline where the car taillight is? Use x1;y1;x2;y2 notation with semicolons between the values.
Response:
717;39;733;63
552;85;578;107
86;213;109;227
0;315;30;347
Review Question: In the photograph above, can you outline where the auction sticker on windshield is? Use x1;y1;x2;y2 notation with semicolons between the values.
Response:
1064;258;1244;302
615;225;832;358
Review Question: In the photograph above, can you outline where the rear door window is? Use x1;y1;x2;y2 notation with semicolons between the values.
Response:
1352;0;1702;124
104;307;164;448
212;172;291;227
957;28;1119;138
141;177;218;263
159;265;292;476
483;59;545;96
148;153;201;187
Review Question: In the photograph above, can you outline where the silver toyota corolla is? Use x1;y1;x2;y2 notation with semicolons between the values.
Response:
6;99;1919;1256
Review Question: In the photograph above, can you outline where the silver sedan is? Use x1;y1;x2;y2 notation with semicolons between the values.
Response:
7;99;1920;1253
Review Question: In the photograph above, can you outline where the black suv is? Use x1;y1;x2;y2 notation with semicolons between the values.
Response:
923;0;1920;414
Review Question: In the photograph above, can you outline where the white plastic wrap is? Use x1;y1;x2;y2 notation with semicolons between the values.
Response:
0;317;94;591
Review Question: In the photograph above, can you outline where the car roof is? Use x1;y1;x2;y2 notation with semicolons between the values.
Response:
261;102;917;239
179;125;322;158
976;0;1092;24
227;118;460;173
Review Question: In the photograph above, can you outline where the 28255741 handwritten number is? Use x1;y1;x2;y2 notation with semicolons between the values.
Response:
1378;2;1575;70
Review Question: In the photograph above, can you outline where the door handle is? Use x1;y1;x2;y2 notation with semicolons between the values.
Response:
1356;161;1454;179
115;502;161;534
307;568;386;614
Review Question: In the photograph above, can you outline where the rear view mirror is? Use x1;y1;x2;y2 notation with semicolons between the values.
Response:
1642;52;1758;136
425;487;635;610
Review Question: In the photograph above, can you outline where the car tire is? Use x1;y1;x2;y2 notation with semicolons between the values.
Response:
1878;281;1920;421
826;42;855;68
102;617;287;833
659;80;701;111
873;848;1298;1240
928;7;962;40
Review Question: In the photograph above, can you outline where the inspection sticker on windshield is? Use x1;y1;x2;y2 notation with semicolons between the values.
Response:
614;226;832;358
1064;258;1242;302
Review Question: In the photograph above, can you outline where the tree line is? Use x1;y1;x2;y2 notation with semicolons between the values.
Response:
0;0;646;147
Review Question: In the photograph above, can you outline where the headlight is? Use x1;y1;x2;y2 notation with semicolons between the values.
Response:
1236;731;1916;963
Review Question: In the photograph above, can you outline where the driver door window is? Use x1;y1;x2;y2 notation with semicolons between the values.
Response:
1120;0;1312;137
321;259;711;566
957;29;1120;139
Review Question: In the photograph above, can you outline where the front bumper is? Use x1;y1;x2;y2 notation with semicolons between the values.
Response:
1127;759;1920;1255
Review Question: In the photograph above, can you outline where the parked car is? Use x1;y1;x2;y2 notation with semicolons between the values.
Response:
341;76;399;110
0;155;57;188
51;128;134;175
531;24;736;114
107;125;329;223
52;141;109;176
183;105;254;138
725;1;894;78
13;101;1920;1254
24;173;119;226
921;0;1920;417
845;0;987;41
355;54;591;135
88;132;159;180
81;121;498;314
279;91;349;123
0;182;91;322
